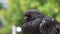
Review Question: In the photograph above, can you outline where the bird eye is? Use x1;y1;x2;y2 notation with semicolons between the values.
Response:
29;13;33;16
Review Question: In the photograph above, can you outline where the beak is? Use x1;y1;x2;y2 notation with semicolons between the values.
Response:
24;17;28;20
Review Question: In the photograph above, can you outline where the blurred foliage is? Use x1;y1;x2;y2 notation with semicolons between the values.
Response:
0;3;3;10
0;0;60;34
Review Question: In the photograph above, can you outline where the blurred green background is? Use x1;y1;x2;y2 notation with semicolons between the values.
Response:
0;0;60;34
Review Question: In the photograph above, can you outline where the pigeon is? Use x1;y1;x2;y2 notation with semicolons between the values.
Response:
22;9;60;34
22;9;44;34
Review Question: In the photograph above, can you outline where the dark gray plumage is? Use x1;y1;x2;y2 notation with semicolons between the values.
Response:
40;16;60;34
22;9;60;34
22;9;44;34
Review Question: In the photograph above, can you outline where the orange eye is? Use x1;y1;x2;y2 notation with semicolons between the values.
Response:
29;13;33;16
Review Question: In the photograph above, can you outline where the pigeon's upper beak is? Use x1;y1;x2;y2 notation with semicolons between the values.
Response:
24;17;28;20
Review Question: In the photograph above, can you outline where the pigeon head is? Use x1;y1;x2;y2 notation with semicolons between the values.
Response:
24;9;40;20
